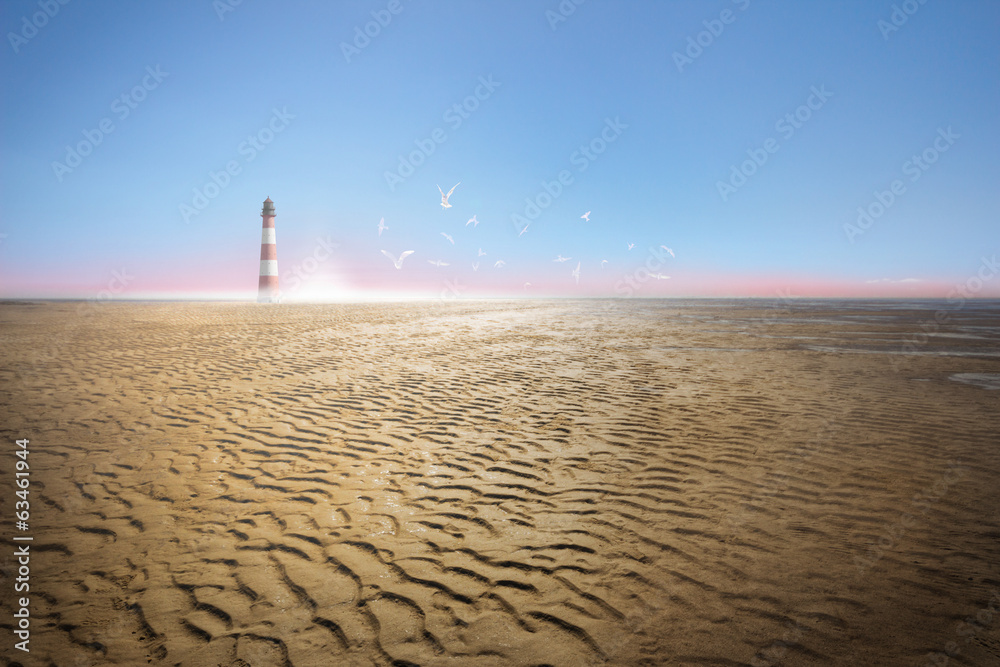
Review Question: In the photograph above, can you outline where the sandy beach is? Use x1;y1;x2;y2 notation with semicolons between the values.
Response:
1;299;999;666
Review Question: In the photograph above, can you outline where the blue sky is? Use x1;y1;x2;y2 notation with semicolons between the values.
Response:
1;0;998;299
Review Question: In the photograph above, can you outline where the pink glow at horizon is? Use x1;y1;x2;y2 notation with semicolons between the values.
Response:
5;260;998;301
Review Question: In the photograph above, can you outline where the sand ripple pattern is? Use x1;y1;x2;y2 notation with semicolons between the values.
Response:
1;300;999;666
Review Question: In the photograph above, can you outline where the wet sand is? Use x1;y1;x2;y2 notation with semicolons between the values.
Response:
1;299;999;666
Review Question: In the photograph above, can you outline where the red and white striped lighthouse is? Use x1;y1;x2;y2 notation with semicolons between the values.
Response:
257;197;280;303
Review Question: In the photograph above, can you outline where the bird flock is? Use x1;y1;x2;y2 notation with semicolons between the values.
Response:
377;183;676;288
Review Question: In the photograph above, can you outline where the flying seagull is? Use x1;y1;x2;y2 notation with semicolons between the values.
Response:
377;217;388;237
428;259;450;268
477;248;486;257
441;232;454;245
518;223;530;237
554;255;571;263
438;182;460;208
466;215;479;227
381;249;414;269
627;242;636;251
472;262;480;272
494;260;506;268
660;245;675;258
601;259;608;268
581;211;591;222
523;282;531;290
652;273;671;280
571;261;581;284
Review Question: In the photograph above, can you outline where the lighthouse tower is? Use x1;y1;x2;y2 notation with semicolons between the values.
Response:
257;197;280;303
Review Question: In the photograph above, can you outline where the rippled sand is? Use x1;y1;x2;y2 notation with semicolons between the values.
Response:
1;299;999;666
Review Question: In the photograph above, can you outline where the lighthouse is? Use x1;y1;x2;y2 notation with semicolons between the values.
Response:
257;197;280;303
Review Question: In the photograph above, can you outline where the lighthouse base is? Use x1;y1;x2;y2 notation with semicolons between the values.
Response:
258;274;280;303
